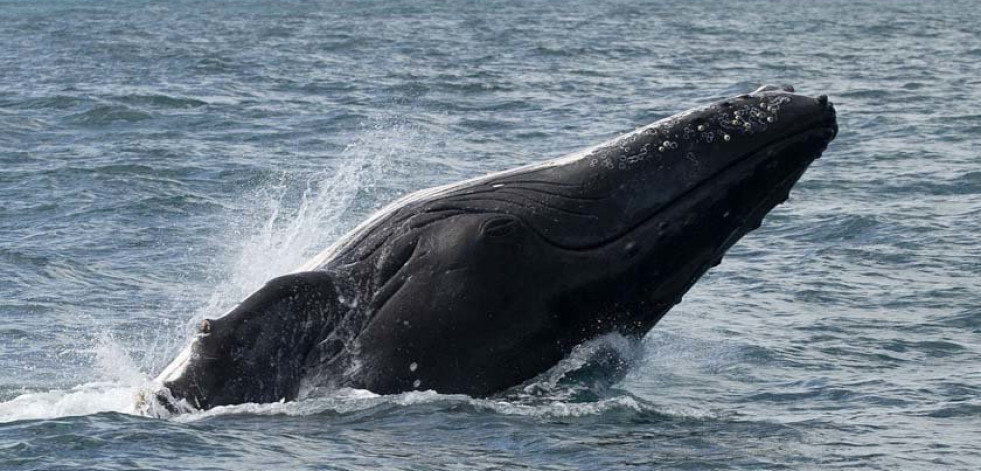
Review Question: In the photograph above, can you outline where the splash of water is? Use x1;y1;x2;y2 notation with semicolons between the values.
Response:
169;388;657;424
0;117;422;423
504;333;644;403
189;120;412;331
161;335;705;423
0;334;147;423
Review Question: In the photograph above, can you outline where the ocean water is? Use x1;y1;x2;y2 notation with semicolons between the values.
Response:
1;0;979;469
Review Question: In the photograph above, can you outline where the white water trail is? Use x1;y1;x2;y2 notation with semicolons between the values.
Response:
169;388;654;424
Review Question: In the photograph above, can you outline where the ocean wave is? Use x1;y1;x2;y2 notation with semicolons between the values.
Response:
168;389;675;424
65;104;154;126
114;94;209;109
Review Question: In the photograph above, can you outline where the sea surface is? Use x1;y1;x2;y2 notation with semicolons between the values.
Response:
1;0;979;469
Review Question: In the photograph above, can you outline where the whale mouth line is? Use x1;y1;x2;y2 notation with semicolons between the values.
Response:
530;117;837;252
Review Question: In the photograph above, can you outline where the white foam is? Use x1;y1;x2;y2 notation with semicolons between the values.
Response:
0;382;144;423
165;387;652;423
160;333;700;423
0;333;166;423
93;332;147;385
163;385;720;423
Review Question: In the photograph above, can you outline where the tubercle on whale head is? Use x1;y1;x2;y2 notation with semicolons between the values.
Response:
459;85;838;339
608;84;837;241
479;84;838;252
628;84;836;164
332;86;838;397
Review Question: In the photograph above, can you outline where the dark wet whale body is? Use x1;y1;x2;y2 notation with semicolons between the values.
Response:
154;85;838;411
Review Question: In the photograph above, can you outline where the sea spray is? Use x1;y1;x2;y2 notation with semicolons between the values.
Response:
0;334;147;423
187;117;423;334
0;117;427;422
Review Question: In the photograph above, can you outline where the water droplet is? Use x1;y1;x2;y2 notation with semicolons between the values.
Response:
409;362;418;372
723;134;731;141
413;379;421;388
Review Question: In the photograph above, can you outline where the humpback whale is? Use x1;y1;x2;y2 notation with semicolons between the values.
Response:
151;85;837;411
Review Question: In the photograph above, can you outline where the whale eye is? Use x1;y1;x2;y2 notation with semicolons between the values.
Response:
480;215;520;239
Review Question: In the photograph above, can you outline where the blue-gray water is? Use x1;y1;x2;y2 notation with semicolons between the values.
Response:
1;0;979;469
